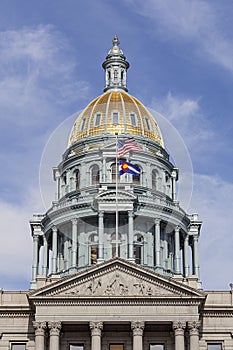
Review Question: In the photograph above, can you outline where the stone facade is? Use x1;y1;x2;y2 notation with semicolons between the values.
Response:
0;37;232;350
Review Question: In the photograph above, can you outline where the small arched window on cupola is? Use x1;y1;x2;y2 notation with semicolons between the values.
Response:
91;165;100;186
152;169;158;191
133;234;144;264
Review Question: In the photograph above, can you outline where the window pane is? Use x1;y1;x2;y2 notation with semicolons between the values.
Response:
150;345;164;350
207;345;222;350
110;345;124;350
112;112;119;125
12;345;26;350
130;112;137;127
95;113;101;127
145;117;152;131
70;345;84;350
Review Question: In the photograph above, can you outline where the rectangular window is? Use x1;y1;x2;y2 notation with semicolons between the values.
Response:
130;112;137;127
11;345;26;350
207;345;222;350
69;345;84;350
94;112;101;127
80;117;86;132
110;345;124;350
112;111;119;125
145;116;152;131
149;345;164;350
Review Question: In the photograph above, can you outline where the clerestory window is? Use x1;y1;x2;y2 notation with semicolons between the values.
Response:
11;345;26;350
207;345;222;350
149;345;164;350
80;117;86;132
145;116;152;131
112;111;119;125
69;345;84;350
130;112;137;127
94;112;101;127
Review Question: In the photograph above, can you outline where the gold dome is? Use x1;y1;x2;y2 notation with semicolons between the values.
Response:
68;90;164;148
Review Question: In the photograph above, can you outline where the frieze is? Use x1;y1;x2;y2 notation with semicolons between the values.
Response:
62;271;180;297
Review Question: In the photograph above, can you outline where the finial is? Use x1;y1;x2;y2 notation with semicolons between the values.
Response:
112;35;120;47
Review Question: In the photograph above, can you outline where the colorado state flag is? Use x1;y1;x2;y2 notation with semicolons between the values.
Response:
119;161;141;176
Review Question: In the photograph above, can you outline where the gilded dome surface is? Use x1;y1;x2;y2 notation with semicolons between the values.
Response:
68;90;164;148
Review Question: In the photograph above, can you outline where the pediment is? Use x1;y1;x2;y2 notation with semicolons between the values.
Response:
29;258;205;300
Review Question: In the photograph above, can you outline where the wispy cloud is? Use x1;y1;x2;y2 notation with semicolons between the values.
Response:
190;173;233;289
125;0;233;73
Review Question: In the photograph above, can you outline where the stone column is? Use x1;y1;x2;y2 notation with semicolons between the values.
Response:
33;321;46;350
48;321;61;350
193;235;199;277
128;211;134;261
89;321;103;350
188;321;200;350
171;170;177;201
42;235;48;276
154;218;161;267
173;321;186;350
131;321;145;350
98;211;104;262
32;234;39;282
52;226;58;274
183;234;190;277
71;218;78;271
174;226;181;274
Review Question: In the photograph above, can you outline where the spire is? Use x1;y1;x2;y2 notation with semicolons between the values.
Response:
102;36;130;92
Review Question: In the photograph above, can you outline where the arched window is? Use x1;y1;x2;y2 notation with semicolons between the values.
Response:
75;170;80;190
89;234;98;265
91;165;100;185
133;234;143;264
111;163;120;183
133;164;141;185
152;170;157;191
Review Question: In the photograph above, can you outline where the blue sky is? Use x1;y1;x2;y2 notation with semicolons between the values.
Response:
0;0;232;290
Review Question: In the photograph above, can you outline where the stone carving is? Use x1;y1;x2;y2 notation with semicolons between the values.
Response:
33;321;47;336
53;268;187;298
48;321;62;336
131;321;145;336
172;321;186;336
89;321;103;336
188;321;200;335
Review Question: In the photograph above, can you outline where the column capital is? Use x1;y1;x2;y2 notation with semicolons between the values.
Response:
52;226;57;233
188;320;200;335
99;211;104;218
131;321;145;336
89;321;103;336
173;321;186;336
175;226;180;233
72;218;78;225
154;218;160;225
33;321;47;336
48;321;62;336
128;211;134;218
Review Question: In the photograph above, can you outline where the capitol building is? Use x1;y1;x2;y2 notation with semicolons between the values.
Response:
0;37;232;350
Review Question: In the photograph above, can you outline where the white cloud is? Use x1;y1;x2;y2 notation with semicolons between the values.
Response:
0;187;44;290
126;0;233;73
189;174;233;290
0;25;90;126
152;93;214;149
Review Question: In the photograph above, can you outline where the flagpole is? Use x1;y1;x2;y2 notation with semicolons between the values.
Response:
115;132;119;258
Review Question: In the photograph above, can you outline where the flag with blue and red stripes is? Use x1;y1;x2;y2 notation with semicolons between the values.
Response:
118;138;141;157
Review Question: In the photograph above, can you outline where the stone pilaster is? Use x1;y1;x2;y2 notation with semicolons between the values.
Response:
48;321;61;350
33;321;46;350
71;218;78;271
98;211;104;262
154;218;161;267
89;321;103;350
188;321;200;350
52;226;58;274
128;211;134;261
173;321;186;350
174;226;181;274
131;321;145;350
